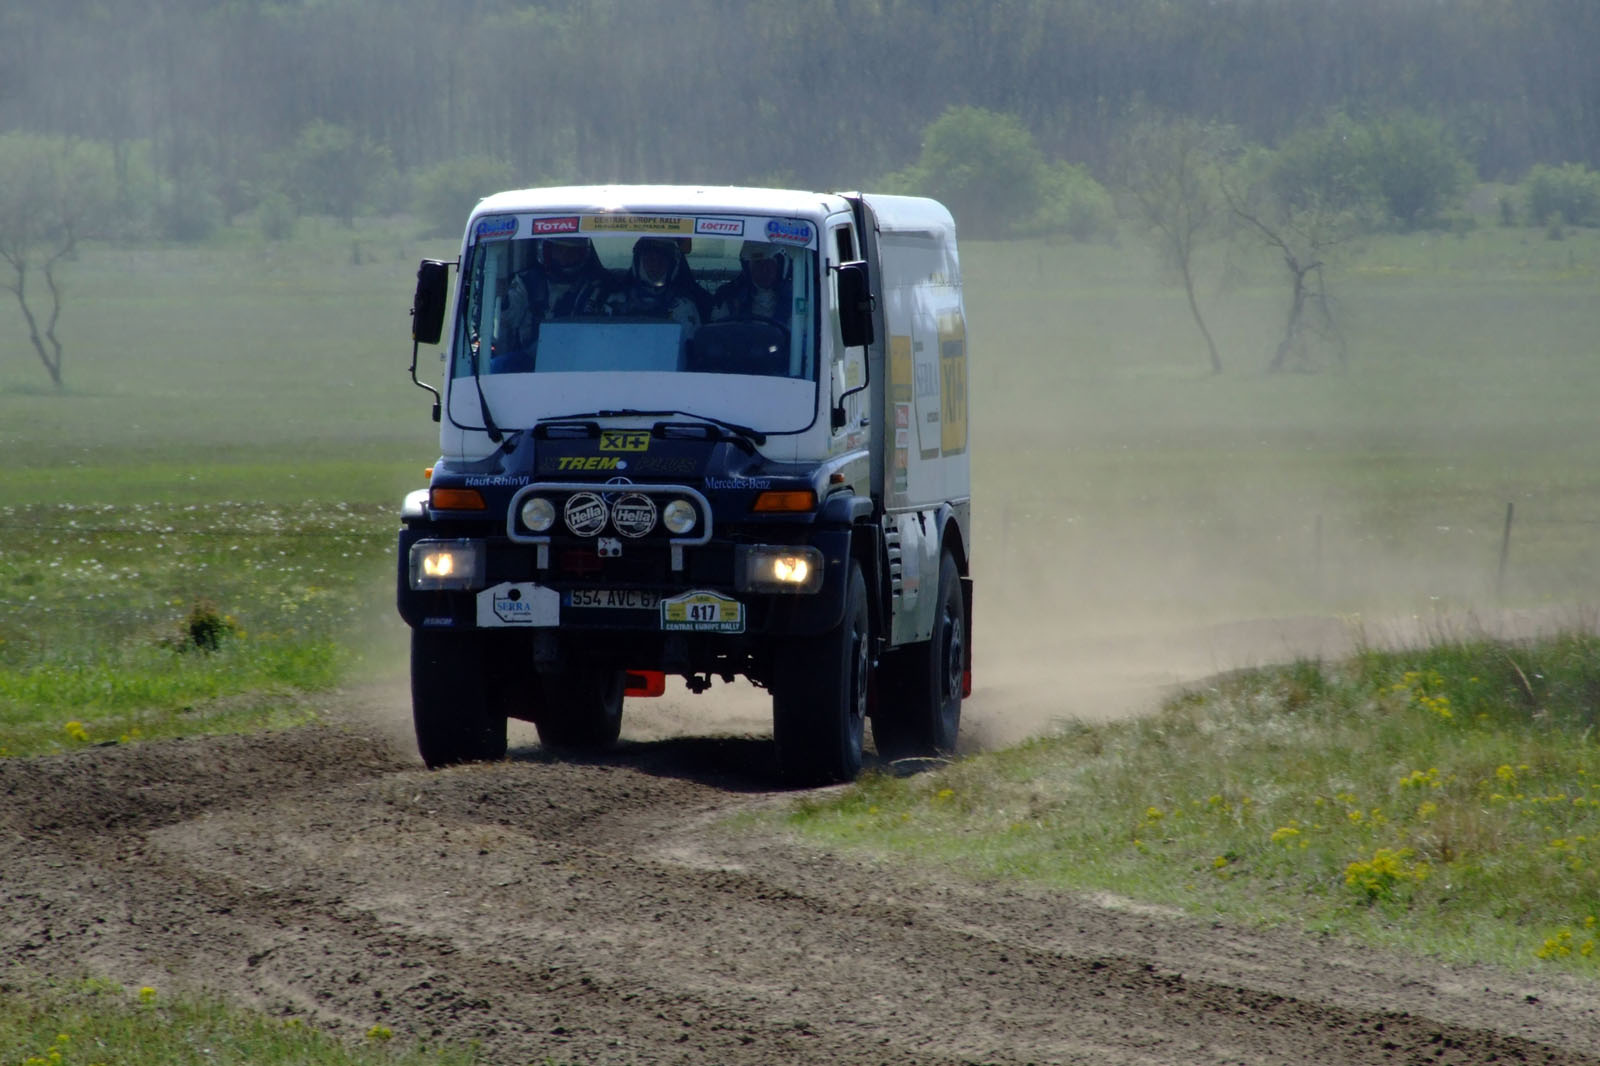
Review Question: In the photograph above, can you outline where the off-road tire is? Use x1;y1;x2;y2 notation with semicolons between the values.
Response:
410;629;511;768
872;550;963;761
772;560;870;784
532;668;625;751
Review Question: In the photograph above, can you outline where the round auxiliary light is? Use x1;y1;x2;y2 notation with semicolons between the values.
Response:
563;492;608;537
662;498;697;535
520;496;556;533
610;493;658;539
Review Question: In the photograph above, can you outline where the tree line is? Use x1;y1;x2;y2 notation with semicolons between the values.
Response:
4;0;1600;385
1;0;1597;232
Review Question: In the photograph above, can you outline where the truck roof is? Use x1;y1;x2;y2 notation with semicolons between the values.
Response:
472;184;855;219
470;185;958;237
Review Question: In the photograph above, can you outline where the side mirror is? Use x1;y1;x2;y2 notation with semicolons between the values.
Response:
835;261;874;349
411;260;450;345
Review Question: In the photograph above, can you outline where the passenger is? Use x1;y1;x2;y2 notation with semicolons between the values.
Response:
488;272;539;374
531;237;611;318
608;237;707;331
711;241;793;324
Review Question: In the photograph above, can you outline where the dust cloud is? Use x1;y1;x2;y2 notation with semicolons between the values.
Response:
961;464;1599;753
353;405;1597;763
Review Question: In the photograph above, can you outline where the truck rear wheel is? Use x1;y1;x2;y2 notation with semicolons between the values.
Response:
772;560;869;784
532;669;625;751
873;550;963;761
410;629;510;768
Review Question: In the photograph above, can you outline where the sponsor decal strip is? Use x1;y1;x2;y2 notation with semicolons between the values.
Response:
583;215;694;234
479;213;814;246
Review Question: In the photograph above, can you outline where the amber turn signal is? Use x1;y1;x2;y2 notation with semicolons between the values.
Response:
428;487;487;511
751;490;816;513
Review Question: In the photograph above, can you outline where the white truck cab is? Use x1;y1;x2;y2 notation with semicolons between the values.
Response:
399;185;971;783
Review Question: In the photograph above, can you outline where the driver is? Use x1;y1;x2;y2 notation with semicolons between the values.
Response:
711;241;792;324
530;237;610;318
608;237;708;330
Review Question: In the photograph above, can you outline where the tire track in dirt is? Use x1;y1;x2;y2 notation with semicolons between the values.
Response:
3;720;1598;1065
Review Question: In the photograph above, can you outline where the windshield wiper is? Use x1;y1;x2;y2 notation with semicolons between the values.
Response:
467;341;505;444
536;409;767;446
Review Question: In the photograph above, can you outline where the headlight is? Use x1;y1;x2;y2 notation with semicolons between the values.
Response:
520;496;556;533
736;545;825;594
408;539;485;590
662;498;697;535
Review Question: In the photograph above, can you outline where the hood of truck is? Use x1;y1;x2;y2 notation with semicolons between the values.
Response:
422;429;847;527
440;369;822;464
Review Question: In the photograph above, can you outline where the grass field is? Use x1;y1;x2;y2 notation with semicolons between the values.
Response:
3;214;1599;743
1;212;1598;1054
0;220;447;755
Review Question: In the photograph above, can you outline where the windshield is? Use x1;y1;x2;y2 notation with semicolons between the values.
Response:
453;216;817;383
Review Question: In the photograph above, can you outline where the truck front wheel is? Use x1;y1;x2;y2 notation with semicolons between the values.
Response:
532;669;625;751
410;629;510;768
873;550;963;761
772;560;869;784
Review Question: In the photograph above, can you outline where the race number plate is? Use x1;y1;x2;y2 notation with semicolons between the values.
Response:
660;590;744;633
566;588;662;609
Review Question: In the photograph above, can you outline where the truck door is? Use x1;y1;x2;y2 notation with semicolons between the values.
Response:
827;219;869;463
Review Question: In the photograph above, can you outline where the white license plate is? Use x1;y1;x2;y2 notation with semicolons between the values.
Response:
566;588;662;609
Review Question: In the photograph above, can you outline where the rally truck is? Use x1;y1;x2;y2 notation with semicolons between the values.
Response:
399;185;971;783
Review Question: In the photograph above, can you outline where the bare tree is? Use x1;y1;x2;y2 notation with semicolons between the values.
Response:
1110;115;1234;374
0;134;116;389
1229;194;1349;372
1224;137;1369;372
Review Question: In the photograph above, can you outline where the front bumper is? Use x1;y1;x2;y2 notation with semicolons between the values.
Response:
395;523;852;640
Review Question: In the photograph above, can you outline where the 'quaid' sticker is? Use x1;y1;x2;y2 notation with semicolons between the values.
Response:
765;218;814;245
473;215;518;241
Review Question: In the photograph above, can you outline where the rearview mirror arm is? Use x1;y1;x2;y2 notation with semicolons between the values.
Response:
408;337;442;423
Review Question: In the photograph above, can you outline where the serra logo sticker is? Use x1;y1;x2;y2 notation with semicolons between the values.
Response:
765;218;813;245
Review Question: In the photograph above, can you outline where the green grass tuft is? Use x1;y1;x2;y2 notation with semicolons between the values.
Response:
0;975;478;1066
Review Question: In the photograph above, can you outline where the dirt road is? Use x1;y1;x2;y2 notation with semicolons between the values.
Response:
4;677;1599;1066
